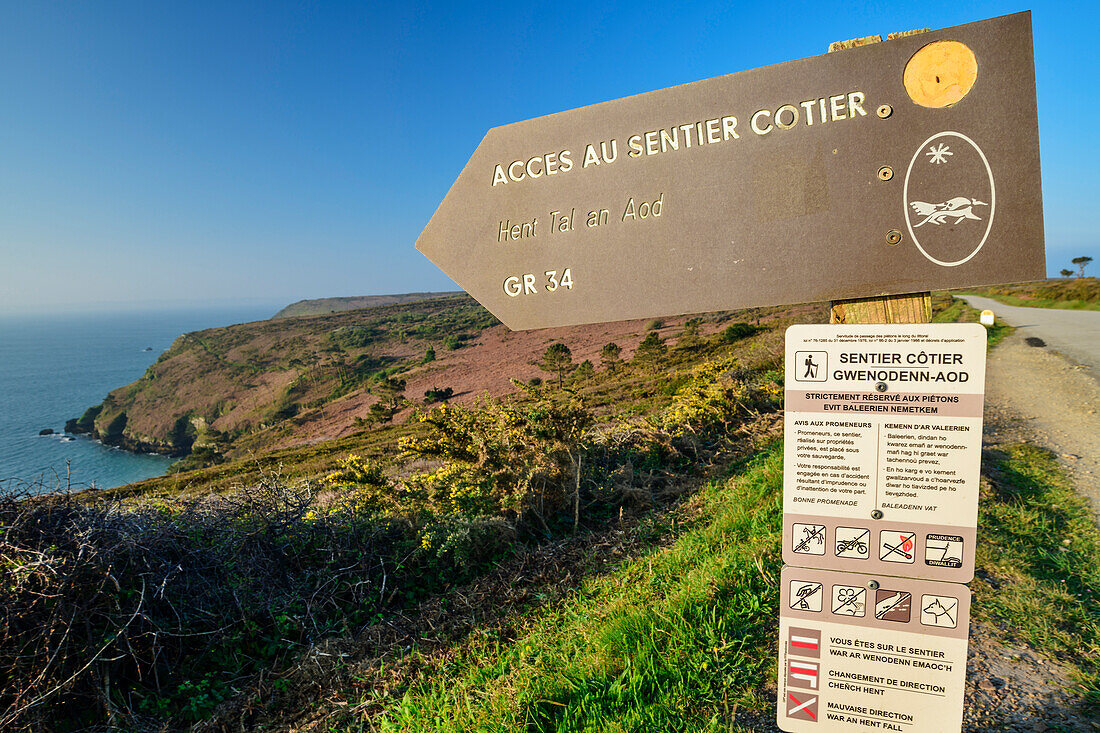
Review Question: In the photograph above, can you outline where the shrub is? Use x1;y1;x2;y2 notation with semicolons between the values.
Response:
268;396;300;422
721;322;759;342
368;401;395;426
405;463;503;516
0;479;403;729
328;325;382;350
424;386;454;404
400;387;592;526
167;445;226;474
414;515;515;575
674;319;703;351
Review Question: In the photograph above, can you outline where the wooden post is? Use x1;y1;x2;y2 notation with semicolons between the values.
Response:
829;292;932;324
828;31;932;325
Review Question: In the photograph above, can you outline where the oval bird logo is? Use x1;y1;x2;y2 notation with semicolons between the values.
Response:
903;131;995;267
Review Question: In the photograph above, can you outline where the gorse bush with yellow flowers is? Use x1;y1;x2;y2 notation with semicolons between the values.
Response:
399;382;592;528
660;358;783;439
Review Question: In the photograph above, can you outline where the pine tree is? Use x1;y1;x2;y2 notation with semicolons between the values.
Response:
634;332;667;366
674;318;703;351
539;343;576;388
600;342;622;372
1071;256;1093;278
573;359;595;382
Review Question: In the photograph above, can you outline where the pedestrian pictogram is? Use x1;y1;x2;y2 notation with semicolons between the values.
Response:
880;530;916;564
874;589;913;623
794;351;827;382
787;692;819;722
787;627;821;658
831;585;867;617
921;594;960;628
925;534;964;568
787;659;820;690
793;523;826;555
790;580;823;612
835;527;870;559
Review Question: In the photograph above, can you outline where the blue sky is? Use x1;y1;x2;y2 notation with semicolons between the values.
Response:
0;1;1095;313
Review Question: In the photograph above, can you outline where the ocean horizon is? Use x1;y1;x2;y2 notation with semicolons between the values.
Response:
0;303;283;493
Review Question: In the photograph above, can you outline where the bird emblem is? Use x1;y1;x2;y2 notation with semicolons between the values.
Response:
909;197;988;228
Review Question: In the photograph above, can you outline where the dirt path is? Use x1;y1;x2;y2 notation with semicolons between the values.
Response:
981;329;1100;522
955;326;1100;731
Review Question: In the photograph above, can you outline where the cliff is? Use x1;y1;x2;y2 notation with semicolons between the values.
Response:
71;293;496;459
271;292;460;319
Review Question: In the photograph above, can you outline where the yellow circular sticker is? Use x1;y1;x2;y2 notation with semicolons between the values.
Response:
904;40;977;108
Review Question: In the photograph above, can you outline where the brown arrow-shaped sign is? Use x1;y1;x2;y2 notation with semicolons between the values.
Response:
416;11;1043;330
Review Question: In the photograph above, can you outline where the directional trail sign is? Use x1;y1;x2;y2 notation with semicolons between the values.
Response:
782;323;987;583
417;12;1043;330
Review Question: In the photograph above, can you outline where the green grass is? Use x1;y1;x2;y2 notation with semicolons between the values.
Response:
364;444;785;732
974;443;1100;707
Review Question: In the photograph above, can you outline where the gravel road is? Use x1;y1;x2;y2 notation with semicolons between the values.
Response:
959;295;1100;380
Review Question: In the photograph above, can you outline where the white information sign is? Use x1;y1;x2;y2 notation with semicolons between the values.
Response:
783;324;986;583
778;567;971;732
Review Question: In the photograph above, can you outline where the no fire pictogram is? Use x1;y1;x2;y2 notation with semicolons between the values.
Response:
880;531;916;564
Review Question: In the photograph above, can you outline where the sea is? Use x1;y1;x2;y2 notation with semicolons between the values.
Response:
0;305;281;494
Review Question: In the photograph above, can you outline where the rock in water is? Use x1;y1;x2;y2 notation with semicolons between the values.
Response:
39;428;55;436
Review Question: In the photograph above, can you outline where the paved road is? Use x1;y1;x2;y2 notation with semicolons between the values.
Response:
959;295;1100;379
